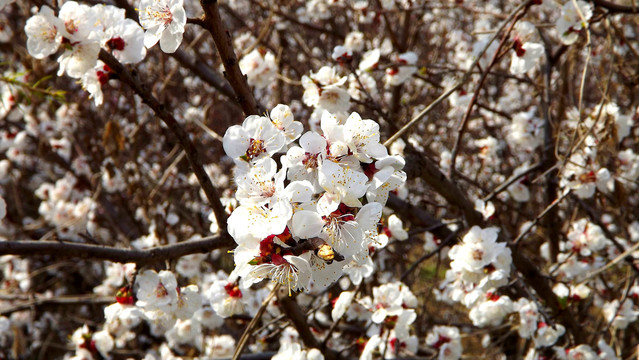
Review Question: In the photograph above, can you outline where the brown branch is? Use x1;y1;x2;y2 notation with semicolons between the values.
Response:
482;162;542;203
374;0;401;50
0;235;232;265
187;16;206;27
170;49;235;99
98;49;229;230
0;294;114;316
403;144;484;225
200;0;261;116
278;291;339;360
540;40;561;263
592;0;639;13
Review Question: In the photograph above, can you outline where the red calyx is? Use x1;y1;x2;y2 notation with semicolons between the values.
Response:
271;253;287;266
115;286;135;305
356;337;368;353
97;71;110;85
336;53;353;65
432;335;451;349
362;162;378;180
513;38;526;57
483;264;496;274
224;282;243;298
389;338;399;351
79;335;97;354
107;36;126;51
384;315;398;328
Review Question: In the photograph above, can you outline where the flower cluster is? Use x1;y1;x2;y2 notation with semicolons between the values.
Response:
25;1;149;105
239;48;277;90
327;281;418;360
426;326;462;360
509;21;545;75
94;257;297;358
361;282;419;359
223;104;405;294
559;104;636;199
7;0;639;359
35;172;97;241
556;0;593;45
302;66;351;115
437;226;514;327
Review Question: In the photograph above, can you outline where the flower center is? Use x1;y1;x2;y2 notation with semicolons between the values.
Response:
245;138;266;160
472;248;484;261
155;282;168;298
64;19;79;34
145;4;174;26
302;152;320;170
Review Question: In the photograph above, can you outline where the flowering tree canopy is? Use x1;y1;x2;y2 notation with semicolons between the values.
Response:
0;0;639;359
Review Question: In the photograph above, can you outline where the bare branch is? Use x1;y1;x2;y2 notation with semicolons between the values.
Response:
592;0;639;13
98;49;229;231
170;49;235;99
278;290;339;360
0;235;233;265
0;294;114;316
448;6;526;179
200;0;261;116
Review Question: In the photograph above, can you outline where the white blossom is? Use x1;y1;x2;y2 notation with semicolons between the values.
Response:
139;0;186;53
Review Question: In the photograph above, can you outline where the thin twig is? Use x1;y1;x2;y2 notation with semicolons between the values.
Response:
448;5;527;179
400;231;458;281
593;0;639;13
383;1;533;147
512;191;570;245
149;150;186;200
482;162;542;202
579;241;639;283
170;49;235;99
278;290;339;360
232;284;280;360
575;196;639;275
